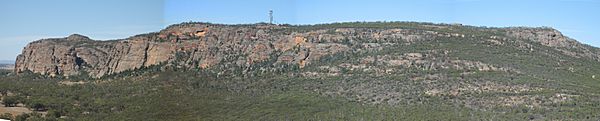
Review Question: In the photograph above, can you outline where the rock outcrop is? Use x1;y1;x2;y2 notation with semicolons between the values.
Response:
506;27;577;48
13;23;429;78
506;27;600;61
14;22;598;78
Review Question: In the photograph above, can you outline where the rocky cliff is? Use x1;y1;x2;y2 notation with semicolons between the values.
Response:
14;22;600;78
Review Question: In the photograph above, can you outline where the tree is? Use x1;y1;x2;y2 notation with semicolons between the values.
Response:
23;112;43;121
23;98;46;111
0;113;12;120
29;101;46;111
2;96;18;107
46;109;62;118
14;113;29;121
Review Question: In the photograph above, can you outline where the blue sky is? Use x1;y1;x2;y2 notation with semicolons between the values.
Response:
1;0;599;61
0;0;165;61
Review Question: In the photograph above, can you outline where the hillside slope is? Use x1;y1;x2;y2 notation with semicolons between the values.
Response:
3;22;600;120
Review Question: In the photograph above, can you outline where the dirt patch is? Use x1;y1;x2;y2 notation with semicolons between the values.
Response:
59;81;86;86
0;106;32;117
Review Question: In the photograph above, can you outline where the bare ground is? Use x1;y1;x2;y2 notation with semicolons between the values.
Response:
0;105;31;117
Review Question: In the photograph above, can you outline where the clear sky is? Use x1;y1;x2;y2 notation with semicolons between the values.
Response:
1;0;599;61
0;0;165;61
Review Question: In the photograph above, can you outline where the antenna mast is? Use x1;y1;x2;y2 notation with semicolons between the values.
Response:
269;10;273;24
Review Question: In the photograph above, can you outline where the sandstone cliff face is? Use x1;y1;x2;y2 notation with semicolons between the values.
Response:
15;34;174;78
14;23;598;78
14;23;426;78
506;28;600;62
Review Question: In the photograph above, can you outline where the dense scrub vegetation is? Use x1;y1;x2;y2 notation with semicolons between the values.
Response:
1;65;599;120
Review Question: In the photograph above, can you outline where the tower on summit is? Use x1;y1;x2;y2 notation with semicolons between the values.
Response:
269;10;273;24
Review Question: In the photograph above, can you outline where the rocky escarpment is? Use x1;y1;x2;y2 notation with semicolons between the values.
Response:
14;22;599;78
506;27;600;61
14;23;433;78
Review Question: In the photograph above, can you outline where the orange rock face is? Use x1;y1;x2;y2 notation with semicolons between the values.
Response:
14;23;455;78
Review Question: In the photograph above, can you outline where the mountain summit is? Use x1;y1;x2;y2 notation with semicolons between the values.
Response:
6;22;600;120
14;22;600;78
